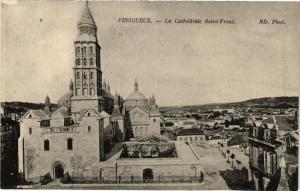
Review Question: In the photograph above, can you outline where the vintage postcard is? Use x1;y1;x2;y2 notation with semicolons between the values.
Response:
1;1;299;190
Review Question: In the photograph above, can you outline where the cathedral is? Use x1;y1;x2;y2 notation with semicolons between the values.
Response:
18;3;161;181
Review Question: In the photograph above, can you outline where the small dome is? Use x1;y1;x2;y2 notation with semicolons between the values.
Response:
57;92;72;107
125;79;149;108
126;91;147;101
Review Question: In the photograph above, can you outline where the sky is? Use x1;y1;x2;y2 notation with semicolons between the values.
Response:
1;1;299;106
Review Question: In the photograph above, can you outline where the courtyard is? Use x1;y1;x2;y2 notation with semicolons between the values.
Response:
20;142;253;190
190;142;252;190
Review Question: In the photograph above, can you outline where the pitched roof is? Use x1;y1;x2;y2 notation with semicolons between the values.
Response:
111;107;122;118
19;109;50;122
50;106;69;118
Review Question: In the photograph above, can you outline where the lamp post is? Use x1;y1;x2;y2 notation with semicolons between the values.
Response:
115;163;118;184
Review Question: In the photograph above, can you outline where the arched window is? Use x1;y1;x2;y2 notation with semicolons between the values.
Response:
83;58;87;65
29;128;32;134
83;47;86;54
140;127;144;137
90;58;93;65
90;72;93;79
83;72;87;79
67;138;73;150
83;88;88;95
90;46;93;53
44;140;49;151
88;126;91;133
90;88;95;95
76;58;80;65
76;72;80;79
29;114;32;118
75;88;80;96
77;47;80;54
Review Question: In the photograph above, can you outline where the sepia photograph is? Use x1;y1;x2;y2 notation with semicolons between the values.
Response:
0;0;299;190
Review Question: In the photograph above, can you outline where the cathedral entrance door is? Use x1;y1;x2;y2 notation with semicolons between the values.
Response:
143;168;154;183
54;163;64;179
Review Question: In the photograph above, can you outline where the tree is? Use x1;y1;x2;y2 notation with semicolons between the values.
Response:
230;153;235;168
236;160;241;170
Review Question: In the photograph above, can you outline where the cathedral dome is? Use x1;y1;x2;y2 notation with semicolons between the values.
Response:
125;79;149;108
127;91;147;101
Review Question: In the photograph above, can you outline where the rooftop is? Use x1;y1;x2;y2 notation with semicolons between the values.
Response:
178;128;204;136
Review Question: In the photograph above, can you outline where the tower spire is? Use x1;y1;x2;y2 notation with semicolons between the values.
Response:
134;79;138;91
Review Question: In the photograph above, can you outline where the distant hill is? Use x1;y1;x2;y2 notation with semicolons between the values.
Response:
160;96;299;112
1;102;57;114
236;97;298;107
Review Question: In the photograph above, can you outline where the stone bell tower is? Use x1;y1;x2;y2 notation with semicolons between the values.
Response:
71;2;104;118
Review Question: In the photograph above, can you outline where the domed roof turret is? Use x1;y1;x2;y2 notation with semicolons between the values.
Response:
125;79;149;108
126;79;147;101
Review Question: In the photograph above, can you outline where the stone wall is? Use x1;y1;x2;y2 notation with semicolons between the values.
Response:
19;115;105;181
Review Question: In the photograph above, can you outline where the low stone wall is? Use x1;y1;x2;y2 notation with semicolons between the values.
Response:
69;175;204;184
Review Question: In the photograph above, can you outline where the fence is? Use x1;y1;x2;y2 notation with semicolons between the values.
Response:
69;175;204;184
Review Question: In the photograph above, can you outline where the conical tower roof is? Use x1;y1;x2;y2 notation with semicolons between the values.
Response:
78;2;96;26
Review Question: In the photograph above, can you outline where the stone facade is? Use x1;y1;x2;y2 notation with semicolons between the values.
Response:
124;80;161;139
18;4;124;182
248;116;288;190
